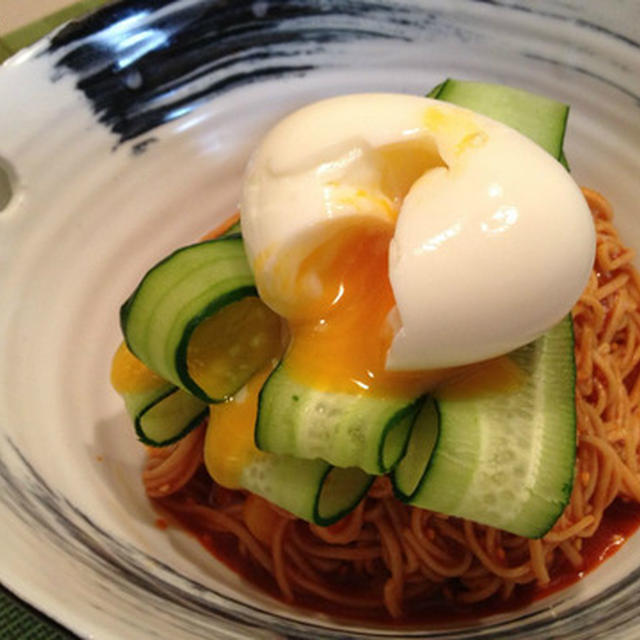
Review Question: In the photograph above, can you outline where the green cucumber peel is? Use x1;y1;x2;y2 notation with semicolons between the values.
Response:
393;316;576;538
429;78;570;161
241;454;372;525
120;236;258;403
255;361;421;475
122;384;207;446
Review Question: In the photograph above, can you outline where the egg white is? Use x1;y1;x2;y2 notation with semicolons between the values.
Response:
240;94;595;369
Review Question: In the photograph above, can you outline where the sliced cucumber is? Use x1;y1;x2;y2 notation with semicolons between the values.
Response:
256;362;421;474
393;316;576;538
391;396;439;497
204;368;372;525
241;455;372;525
123;385;208;446
425;82;444;98
430;78;569;160
392;79;577;538
120;237;272;403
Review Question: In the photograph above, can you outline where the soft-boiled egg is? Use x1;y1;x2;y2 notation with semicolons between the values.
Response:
240;93;595;391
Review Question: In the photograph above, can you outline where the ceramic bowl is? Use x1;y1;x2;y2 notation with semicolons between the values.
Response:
1;1;639;638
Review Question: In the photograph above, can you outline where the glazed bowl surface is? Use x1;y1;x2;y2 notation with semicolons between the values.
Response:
1;1;639;638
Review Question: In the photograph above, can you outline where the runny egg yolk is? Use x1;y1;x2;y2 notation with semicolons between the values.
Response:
283;220;524;397
204;365;272;489
111;341;165;394
203;219;524;489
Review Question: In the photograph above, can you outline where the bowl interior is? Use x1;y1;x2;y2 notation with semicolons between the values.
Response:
1;1;639;638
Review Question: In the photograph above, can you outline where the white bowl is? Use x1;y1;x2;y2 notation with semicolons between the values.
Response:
1;1;639;638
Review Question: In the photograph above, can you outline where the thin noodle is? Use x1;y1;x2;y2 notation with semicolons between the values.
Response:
272;519;294;601
143;424;205;497
284;543;323;581
309;502;365;544
559;540;583;568
150;189;640;618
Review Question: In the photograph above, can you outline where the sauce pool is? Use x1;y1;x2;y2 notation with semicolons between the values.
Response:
154;477;640;626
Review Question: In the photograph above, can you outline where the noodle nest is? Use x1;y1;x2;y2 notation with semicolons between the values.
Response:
144;190;640;619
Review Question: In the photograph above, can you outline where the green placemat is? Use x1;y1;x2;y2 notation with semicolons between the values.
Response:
0;587;77;639
0;0;110;63
2;4;114;634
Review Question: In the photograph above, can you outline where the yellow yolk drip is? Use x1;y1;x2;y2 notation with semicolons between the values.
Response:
423;106;488;157
284;221;524;397
285;222;446;396
437;356;527;400
204;366;272;489
110;342;165;394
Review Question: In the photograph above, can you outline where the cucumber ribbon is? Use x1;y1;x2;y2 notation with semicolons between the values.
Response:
115;79;576;534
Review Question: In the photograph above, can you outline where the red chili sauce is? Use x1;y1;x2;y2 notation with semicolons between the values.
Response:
154;480;640;626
